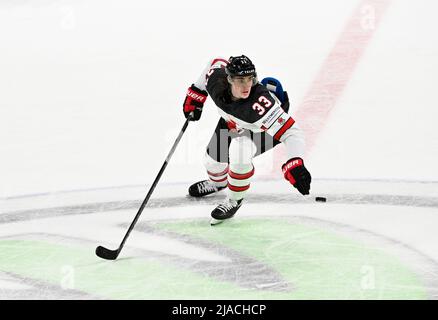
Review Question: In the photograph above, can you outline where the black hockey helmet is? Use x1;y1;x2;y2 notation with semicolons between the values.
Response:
225;55;257;79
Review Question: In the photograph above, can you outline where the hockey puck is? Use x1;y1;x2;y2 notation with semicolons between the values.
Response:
315;197;327;202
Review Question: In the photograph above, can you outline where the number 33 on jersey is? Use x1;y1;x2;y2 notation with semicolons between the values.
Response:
252;95;273;115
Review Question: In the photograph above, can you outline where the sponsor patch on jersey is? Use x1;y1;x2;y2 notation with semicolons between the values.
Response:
261;106;283;130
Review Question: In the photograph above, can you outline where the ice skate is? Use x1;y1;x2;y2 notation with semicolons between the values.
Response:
210;198;243;225
188;180;226;197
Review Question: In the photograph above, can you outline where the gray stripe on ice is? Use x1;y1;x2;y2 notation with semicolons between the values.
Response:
1;193;437;224
132;222;292;292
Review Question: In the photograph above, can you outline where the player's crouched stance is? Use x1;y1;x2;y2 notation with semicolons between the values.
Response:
183;55;311;225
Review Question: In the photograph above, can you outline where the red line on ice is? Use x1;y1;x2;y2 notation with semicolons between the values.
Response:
272;0;391;172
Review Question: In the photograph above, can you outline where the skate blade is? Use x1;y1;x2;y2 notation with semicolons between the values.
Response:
210;218;225;226
210;216;235;225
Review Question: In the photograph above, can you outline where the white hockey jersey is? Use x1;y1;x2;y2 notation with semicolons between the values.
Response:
194;58;305;159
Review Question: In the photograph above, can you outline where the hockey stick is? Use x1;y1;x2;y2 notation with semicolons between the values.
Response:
96;113;193;260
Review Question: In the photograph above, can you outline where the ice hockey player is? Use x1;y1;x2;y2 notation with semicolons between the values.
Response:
183;55;311;225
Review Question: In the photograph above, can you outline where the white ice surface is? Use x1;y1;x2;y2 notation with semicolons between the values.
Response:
0;0;437;299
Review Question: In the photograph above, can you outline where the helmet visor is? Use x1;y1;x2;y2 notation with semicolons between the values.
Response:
229;75;256;86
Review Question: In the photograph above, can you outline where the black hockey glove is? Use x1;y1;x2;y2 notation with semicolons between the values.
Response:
282;157;311;195
183;84;208;121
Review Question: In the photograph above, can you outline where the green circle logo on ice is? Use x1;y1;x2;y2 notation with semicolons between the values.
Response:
0;188;436;299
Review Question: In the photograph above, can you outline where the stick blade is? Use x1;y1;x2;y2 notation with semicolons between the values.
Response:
95;245;119;260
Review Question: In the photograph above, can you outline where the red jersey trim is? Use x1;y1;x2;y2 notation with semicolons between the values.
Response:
274;117;295;141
